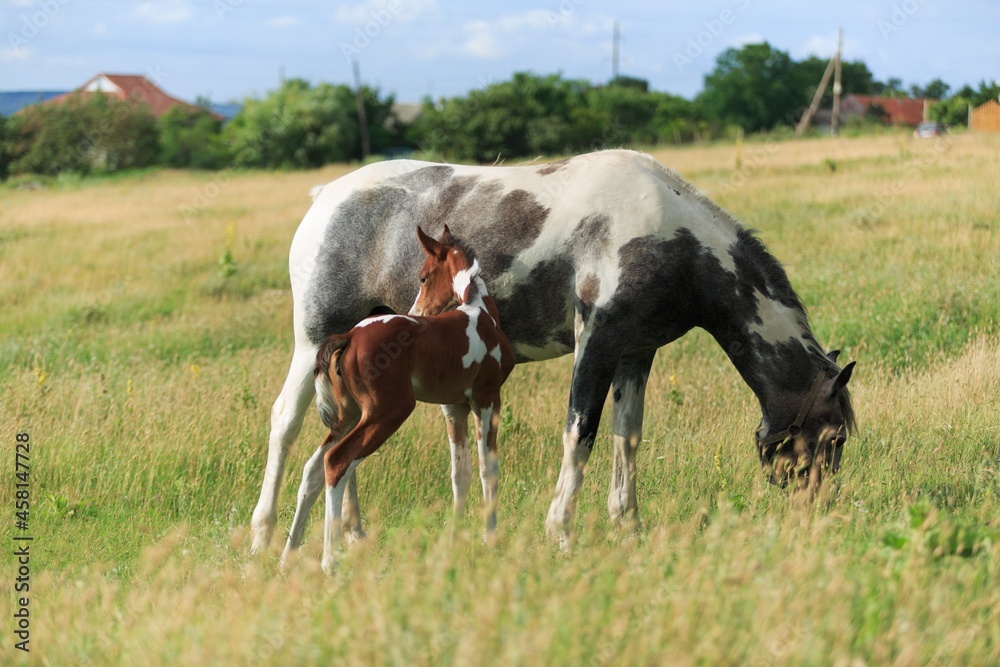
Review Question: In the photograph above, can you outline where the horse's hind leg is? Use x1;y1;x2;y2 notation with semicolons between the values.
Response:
607;350;656;530
251;345;318;553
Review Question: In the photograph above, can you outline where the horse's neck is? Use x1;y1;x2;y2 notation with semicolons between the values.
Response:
706;289;825;428
458;277;494;321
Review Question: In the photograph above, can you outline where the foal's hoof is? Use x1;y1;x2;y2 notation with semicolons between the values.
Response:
249;522;274;555
320;554;340;576
343;527;368;547
544;524;572;551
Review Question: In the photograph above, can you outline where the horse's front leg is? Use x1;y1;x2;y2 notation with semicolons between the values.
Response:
608;351;656;530
442;404;473;520
545;324;622;548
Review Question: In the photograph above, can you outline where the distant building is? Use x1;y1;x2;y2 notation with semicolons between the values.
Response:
838;95;930;126
970;99;1000;132
44;73;215;118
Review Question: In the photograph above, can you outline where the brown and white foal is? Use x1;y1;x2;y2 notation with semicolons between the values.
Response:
282;225;515;572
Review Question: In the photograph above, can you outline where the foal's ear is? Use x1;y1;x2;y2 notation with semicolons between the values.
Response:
827;349;841;362
416;226;447;260
440;224;456;246
831;361;856;393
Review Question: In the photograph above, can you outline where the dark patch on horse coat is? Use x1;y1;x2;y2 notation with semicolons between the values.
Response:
304;185;411;343
572;213;612;257
303;167;553;347
579;274;600;307
492;256;574;359
537;158;571;175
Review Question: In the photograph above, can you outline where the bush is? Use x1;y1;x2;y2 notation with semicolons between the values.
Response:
224;78;399;169
157;105;230;169
10;93;159;176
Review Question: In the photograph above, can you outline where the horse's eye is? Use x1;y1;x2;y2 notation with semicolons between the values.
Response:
419;277;426;284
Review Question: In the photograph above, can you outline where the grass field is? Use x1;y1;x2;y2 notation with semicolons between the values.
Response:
2;132;999;665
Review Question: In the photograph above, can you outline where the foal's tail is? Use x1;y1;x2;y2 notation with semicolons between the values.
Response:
314;334;351;429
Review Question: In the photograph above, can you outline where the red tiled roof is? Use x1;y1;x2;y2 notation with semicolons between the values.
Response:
46;73;205;118
842;94;928;126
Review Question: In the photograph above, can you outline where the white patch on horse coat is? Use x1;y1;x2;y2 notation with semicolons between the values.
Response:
747;289;808;345
355;314;417;328
460;308;487;368
489;344;503;364
453;259;481;302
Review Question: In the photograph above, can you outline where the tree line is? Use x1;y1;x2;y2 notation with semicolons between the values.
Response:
1;42;995;181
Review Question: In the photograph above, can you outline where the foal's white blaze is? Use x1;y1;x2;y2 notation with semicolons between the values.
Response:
356;314;417;328
460;308;488;368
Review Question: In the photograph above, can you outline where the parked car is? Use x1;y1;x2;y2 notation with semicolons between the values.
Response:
914;122;946;138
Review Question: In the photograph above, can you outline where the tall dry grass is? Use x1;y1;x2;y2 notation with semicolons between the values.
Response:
1;131;999;665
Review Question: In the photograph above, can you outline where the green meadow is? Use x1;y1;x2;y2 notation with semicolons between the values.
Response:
2;132;999;665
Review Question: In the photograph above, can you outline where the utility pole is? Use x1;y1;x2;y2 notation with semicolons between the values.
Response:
352;58;370;161
831;26;843;136
612;20;620;80
795;56;835;135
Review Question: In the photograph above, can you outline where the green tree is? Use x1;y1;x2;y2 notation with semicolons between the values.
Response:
698;42;799;132
873;77;906;97
10;93;158;176
791;56;875;106
913;78;951;100
157;104;230;169
929;96;970;126
0;114;12;181
225;79;397;169
414;73;591;161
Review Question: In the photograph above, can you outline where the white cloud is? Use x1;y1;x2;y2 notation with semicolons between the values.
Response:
798;33;865;60
730;33;765;48
0;46;31;63
459;10;556;60
135;0;192;24
335;0;437;25
266;16;300;28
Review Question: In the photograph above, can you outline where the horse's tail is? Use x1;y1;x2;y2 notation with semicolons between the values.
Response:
314;334;351;429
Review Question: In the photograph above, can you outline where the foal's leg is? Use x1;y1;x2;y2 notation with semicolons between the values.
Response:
607;350;655;530
251;345;318;553
472;399;501;537
282;431;337;565
442;404;473;518
321;398;416;574
545;326;622;547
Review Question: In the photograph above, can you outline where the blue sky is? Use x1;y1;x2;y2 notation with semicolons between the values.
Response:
2;0;998;104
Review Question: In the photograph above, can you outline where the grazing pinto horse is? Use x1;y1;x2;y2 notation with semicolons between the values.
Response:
281;226;514;570
250;149;856;553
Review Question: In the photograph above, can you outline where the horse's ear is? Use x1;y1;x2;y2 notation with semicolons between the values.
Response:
827;349;841;362
440;224;456;246
417;226;446;260
831;361;855;393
